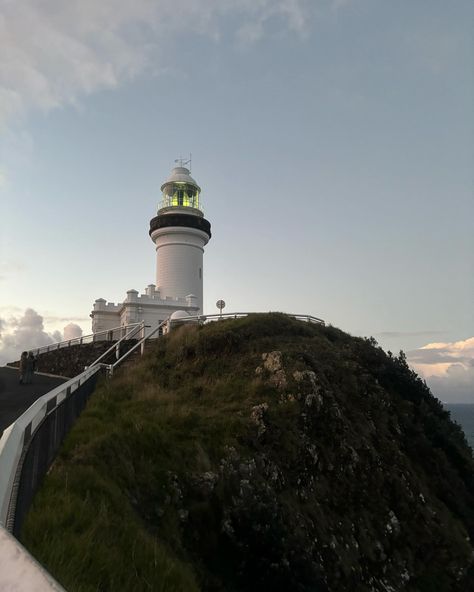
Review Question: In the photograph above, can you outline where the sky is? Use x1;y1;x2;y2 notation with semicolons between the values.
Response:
0;0;472;402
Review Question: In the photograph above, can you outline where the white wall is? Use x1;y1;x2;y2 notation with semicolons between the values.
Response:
152;227;209;313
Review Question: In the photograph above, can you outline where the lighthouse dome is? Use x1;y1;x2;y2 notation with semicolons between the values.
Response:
170;310;190;321
161;167;200;192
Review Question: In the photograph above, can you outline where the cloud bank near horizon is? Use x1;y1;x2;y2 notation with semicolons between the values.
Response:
408;337;474;404
0;0;315;126
0;308;83;365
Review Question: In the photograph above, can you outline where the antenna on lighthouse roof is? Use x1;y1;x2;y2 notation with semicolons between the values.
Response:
174;153;192;171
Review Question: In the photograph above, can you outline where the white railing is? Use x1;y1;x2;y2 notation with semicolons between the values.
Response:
0;365;103;529
87;321;146;368
0;525;66;591
179;312;325;325
28;323;142;357
107;318;168;376
1;311;324;517
0;321;148;533
0;367;103;591
31;313;323;368
107;311;325;375
0;310;325;590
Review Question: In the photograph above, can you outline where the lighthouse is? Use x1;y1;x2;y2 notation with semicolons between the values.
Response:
149;164;211;313
90;161;211;335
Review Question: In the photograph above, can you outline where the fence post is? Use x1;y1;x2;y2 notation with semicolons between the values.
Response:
140;321;146;355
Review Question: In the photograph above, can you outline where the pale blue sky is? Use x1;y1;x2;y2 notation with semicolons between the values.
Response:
0;0;472;400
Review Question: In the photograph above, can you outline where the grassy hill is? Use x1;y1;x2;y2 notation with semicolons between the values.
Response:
21;314;474;592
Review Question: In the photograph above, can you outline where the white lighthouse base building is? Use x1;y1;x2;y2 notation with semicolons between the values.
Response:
91;287;199;336
90;163;211;337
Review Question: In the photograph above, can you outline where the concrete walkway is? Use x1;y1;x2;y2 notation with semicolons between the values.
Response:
0;367;67;436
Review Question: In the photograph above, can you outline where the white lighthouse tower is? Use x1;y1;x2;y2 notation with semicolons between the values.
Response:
149;163;211;313
90;161;211;334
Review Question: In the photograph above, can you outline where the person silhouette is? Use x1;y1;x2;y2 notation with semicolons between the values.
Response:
25;352;36;384
19;351;28;385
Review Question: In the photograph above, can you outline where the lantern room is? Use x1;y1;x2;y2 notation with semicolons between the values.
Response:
159;166;202;213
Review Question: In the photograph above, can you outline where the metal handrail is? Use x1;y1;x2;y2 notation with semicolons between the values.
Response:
29;323;142;357
108;319;168;376
170;312;325;325
87;321;146;368
0;308;326;590
0;321;146;530
0;364;104;529
0;525;66;590
0;310;326;525
107;311;325;375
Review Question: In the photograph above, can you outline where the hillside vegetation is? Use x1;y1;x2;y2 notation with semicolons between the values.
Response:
21;314;474;592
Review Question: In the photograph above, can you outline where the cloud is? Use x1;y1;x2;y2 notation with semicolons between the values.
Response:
236;21;265;46
331;0;352;10
376;330;446;339
43;315;89;324
0;166;6;189
408;338;474;372
0;0;312;125
404;24;468;76
408;337;474;404
0;308;83;365
425;363;474;406
63;322;83;340
0;259;27;278
0;308;56;364
0;305;23;315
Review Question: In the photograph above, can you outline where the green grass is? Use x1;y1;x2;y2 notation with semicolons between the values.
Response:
22;316;295;591
20;314;474;592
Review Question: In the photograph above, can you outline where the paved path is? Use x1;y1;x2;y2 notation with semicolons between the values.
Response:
0;367;67;435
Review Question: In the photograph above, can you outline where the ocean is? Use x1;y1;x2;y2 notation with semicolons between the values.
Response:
446;404;474;449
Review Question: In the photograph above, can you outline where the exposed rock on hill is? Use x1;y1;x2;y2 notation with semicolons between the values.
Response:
22;314;474;592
